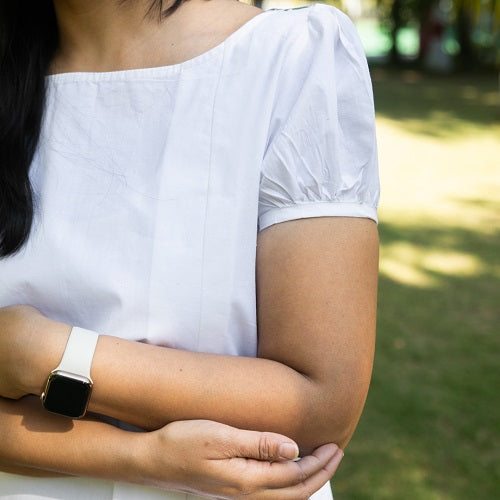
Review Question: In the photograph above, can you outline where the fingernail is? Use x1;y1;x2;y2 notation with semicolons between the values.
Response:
279;442;299;460
334;448;344;462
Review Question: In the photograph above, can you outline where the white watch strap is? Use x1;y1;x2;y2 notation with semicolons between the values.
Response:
55;327;99;379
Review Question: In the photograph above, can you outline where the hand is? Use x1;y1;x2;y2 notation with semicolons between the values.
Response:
0;305;70;399
133;419;343;499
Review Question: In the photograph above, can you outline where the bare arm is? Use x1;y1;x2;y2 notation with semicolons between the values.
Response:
256;217;378;447
0;395;342;497
2;217;378;453
0;396;135;481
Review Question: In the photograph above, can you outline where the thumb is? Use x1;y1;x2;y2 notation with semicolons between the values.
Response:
230;428;300;461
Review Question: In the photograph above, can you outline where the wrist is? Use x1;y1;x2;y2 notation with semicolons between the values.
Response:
24;315;72;396
125;430;162;488
112;428;149;485
127;427;178;490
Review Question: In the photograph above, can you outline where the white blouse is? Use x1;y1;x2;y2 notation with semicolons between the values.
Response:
0;4;379;499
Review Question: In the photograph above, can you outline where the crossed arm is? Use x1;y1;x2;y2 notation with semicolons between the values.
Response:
0;217;378;496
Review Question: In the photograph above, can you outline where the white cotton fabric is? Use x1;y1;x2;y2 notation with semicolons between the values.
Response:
0;5;378;499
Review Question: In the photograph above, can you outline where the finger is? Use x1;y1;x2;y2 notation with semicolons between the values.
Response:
264;446;344;499
225;427;300;461
203;442;341;498
230;442;340;491
270;442;340;488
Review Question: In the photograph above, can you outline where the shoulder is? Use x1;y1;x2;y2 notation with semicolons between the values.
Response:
244;4;366;83
256;6;379;229
212;3;364;77
207;0;264;39
257;4;358;44
249;4;371;108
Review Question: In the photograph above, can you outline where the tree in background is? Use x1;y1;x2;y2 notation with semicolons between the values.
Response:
250;0;497;70
376;0;497;70
454;0;499;69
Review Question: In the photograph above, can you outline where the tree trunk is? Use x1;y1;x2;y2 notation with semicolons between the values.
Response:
390;0;403;64
456;2;476;70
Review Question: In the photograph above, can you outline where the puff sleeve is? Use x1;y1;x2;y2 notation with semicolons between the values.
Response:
258;5;380;231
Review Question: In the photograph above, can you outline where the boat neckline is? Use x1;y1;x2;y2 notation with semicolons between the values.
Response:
45;8;280;82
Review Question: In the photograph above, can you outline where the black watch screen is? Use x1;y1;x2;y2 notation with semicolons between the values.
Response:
41;370;92;419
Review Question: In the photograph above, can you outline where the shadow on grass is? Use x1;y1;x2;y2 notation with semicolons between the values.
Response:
333;216;500;499
370;67;500;138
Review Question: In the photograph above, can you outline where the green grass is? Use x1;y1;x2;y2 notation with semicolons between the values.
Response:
332;69;500;499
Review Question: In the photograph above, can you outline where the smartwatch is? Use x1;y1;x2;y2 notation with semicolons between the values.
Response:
41;327;99;419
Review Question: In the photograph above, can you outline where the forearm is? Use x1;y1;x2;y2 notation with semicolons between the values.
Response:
5;305;369;453
29;332;348;453
0;396;345;498
5;215;378;454
0;396;137;480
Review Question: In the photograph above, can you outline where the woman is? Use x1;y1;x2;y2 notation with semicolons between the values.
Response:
0;0;379;498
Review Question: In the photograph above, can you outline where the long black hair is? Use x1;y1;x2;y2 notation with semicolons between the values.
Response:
0;0;184;257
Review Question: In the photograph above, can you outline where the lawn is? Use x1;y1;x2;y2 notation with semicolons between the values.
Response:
332;68;500;499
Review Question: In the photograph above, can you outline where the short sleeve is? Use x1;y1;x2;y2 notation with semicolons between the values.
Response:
258;5;380;231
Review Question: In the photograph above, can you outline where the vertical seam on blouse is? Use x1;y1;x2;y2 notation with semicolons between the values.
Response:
195;45;226;350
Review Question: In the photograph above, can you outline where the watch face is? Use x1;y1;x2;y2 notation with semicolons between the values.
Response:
42;371;92;419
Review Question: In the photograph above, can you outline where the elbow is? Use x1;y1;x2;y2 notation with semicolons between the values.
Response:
317;392;367;451
295;366;372;454
295;403;362;456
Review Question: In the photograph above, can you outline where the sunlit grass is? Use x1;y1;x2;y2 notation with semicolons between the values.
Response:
379;241;485;287
333;69;500;499
376;117;500;226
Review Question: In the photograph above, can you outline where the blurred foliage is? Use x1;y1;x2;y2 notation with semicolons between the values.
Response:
376;0;499;69
254;1;498;69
